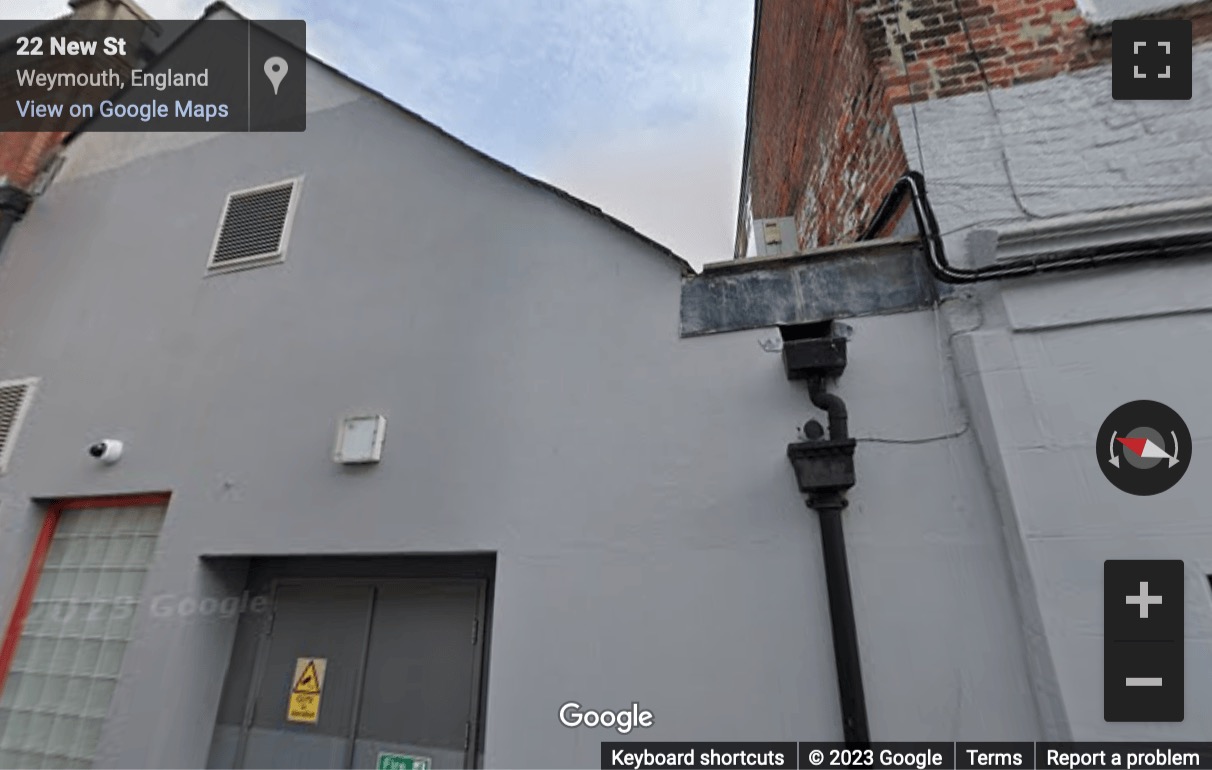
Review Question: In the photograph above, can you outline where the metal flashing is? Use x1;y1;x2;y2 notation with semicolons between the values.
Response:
680;237;935;337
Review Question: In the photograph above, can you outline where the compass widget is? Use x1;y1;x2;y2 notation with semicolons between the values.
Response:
1097;400;1191;496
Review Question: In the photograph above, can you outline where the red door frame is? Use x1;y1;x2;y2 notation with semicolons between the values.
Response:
0;492;171;701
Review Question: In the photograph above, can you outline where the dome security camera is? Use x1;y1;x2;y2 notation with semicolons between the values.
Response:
88;440;123;464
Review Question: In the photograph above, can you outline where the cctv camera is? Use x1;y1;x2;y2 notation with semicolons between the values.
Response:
88;440;123;464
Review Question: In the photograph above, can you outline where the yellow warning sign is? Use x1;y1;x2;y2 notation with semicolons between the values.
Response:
287;657;327;724
294;661;322;693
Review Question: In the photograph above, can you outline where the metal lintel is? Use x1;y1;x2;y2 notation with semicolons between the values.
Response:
680;237;937;337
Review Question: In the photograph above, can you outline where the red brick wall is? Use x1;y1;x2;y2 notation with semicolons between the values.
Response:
747;0;908;251
861;0;1212;105
742;0;1212;253
0;131;69;191
0;54;69;190
0;8;150;193
857;0;1099;104
0;22;72;191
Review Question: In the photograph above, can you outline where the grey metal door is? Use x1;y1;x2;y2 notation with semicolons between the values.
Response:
238;583;376;769
222;579;486;770
349;581;486;769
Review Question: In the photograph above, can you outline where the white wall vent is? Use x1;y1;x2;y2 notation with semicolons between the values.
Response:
207;177;302;273
0;377;37;474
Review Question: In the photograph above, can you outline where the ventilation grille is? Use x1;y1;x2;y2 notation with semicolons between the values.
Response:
208;179;299;271
0;378;37;474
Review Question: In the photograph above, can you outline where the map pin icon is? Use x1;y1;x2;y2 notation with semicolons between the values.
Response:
264;57;288;95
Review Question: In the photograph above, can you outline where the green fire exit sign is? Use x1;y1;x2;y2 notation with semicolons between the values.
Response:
376;752;431;770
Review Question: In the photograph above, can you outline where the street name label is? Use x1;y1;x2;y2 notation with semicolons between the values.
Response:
286;657;326;724
0;19;306;132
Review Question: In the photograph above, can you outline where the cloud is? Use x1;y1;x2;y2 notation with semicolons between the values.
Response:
536;109;746;269
0;0;290;21
1;0;202;19
283;1;752;160
3;0;754;268
291;0;753;268
522;0;752;268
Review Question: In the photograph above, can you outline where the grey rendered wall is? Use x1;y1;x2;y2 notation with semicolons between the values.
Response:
952;259;1212;739
809;309;1042;739
0;78;1037;768
896;46;1212;738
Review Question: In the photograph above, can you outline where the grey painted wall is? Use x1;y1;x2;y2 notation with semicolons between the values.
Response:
949;259;1212;740
0;69;1039;769
893;48;1212;739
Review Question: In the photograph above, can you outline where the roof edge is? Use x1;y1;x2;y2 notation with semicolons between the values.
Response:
703;235;920;276
732;0;761;260
67;0;695;277
0;15;71;54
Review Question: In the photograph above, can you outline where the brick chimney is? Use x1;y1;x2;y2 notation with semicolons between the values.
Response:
0;0;155;232
737;0;1212;256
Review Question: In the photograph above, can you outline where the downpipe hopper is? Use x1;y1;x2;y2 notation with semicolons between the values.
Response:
782;322;856;508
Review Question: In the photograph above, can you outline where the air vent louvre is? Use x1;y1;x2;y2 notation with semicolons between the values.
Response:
208;178;300;272
0;378;37;474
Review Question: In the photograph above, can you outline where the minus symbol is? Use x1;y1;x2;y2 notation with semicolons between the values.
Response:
1126;677;1163;686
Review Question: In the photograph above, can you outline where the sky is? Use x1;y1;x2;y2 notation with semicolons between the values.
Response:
1;0;754;268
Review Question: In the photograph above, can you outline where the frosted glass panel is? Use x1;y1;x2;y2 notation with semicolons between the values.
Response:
0;504;165;769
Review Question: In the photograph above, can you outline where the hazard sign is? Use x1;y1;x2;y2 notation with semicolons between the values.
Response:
287;657;327;724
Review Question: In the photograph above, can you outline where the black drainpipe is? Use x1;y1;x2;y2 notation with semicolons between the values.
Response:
781;323;869;745
0;184;33;255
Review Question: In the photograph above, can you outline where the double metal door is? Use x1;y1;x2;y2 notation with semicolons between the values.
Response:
210;578;486;769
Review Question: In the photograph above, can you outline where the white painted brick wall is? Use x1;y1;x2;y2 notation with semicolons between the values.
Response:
1079;0;1193;20
899;36;1212;740
895;43;1212;264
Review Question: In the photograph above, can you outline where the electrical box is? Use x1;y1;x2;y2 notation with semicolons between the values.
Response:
334;415;387;464
753;217;798;258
